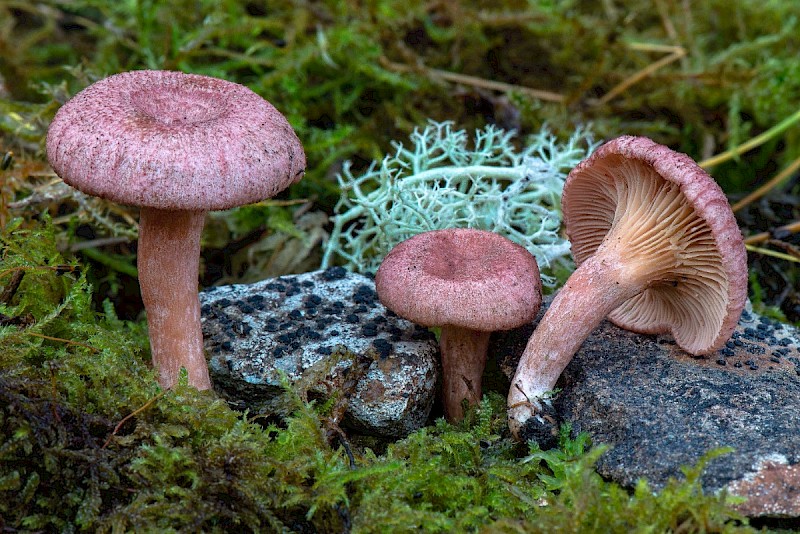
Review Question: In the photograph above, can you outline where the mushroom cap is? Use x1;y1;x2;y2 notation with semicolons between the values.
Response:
46;70;305;211
375;228;542;332
563;135;748;354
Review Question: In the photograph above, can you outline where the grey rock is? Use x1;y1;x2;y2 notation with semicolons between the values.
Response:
200;267;439;438
494;298;800;518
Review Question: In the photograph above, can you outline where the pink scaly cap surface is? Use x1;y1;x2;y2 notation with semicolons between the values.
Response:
375;228;542;332
46;70;305;211
563;135;748;355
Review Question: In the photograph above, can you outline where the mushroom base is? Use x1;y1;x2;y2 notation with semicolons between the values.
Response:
439;326;491;422
138;208;211;390
507;252;642;439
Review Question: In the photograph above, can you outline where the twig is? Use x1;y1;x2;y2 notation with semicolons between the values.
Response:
102;392;165;449
26;332;100;352
0;264;79;280
731;154;800;212
744;220;800;245
382;59;565;103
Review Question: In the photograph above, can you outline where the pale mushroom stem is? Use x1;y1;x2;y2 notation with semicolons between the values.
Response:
138;208;212;390
507;250;643;437
439;325;491;422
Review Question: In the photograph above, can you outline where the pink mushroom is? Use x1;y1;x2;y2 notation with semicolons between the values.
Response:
46;70;305;390
507;136;748;440
375;228;542;421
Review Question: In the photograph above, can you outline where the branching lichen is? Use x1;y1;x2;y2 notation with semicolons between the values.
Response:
321;121;597;286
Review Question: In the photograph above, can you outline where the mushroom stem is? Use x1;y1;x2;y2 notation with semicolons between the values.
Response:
507;250;642;437
138;208;211;390
439;325;491;421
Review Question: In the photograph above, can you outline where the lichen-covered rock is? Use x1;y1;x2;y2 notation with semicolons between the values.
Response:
200;267;439;437
495;298;800;518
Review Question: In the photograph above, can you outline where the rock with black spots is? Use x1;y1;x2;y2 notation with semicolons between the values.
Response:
201;267;439;437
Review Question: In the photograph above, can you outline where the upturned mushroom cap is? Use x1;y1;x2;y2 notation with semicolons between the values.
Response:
375;228;542;331
563;135;748;354
46;70;305;211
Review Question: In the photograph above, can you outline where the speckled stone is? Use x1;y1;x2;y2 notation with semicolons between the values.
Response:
200;267;439;437
494;298;800;518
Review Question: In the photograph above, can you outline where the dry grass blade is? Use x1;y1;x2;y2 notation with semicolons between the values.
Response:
744;220;800;246
26;332;100;352
594;44;686;106
745;244;800;263
700;107;800;168
382;59;565;103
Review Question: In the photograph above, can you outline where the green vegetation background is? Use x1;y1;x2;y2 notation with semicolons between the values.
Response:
1;0;798;531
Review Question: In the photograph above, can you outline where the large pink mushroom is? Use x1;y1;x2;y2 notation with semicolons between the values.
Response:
507;136;748;440
375;228;542;421
46;70;305;390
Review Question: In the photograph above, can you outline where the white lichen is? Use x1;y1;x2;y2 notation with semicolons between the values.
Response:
321;121;597;286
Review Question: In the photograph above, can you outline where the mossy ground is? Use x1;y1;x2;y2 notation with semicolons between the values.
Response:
1;1;798;531
0;223;752;530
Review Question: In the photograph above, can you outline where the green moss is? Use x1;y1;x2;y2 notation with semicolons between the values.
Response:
517;437;750;533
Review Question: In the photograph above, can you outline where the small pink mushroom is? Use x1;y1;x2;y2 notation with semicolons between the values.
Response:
507;136;748;440
375;228;542;421
46;70;305;390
